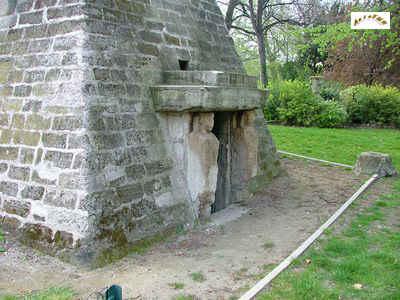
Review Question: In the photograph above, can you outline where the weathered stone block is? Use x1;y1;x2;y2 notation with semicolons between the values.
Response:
47;6;82;20
13;130;41;146
144;160;172;176
3;99;23;111
67;134;89;149
0;163;8;173
0;59;13;83
16;0;33;12
19;148;35;164
42;133;67;148
1;215;21;233
3;199;31;217
19;11;43;25
24;70;45;83
354;152;398;177
137;42;159;56
44;151;73;168
0;113;9;127
9;165;31;181
8;70;24;83
28;39;52;53
0;85;13;97
26;114;51;130
34;0;58;9
13;85;32;97
53;36;79;51
44;190;77;209
115;183;144;205
32;170;57;185
0;129;12;143
0;146;19;160
21;185;45;200
58;172;82;189
0;181;18;196
152;84;265;112
22;100;42;112
91;133;124;150
52;116;82;131
11;114;25;129
126;164;145;180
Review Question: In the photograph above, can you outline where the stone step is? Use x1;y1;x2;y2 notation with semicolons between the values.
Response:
151;85;266;112
162;71;258;88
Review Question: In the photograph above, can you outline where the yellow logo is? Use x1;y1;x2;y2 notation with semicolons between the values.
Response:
351;12;390;30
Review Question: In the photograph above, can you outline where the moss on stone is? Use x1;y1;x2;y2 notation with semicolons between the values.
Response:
92;226;178;268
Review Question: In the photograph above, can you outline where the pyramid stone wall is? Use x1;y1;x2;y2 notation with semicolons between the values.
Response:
0;0;280;264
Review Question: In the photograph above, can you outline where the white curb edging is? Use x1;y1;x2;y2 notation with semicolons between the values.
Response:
278;150;354;169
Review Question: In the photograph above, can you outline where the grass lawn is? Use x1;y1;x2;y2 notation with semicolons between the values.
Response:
255;125;400;299
269;125;400;169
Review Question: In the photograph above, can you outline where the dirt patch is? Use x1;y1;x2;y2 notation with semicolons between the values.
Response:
0;158;392;299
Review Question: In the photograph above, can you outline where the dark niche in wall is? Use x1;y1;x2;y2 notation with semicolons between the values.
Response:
179;60;189;71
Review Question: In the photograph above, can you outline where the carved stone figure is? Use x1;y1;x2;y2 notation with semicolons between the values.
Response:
187;113;219;218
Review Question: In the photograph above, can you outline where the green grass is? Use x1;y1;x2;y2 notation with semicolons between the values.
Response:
0;228;5;253
0;287;75;300
263;241;275;249
269;125;400;169
190;272;206;282
169;282;185;290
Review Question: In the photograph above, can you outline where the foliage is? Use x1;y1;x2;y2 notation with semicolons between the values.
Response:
265;81;282;121
292;1;400;86
267;80;347;128
315;3;399;86
276;82;320;126
269;125;400;170
258;179;400;300
314;100;348;128
279;61;309;81
340;85;400;128
318;80;342;101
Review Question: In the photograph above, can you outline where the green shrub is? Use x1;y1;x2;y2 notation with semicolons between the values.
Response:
274;80;320;126
265;81;283;121
315;101;348;128
267;80;347;128
319;81;342;102
341;85;400;128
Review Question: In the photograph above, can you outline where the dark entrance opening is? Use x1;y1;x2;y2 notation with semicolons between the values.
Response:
179;60;189;71
211;112;232;213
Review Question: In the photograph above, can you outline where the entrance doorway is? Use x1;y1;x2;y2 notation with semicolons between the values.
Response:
211;112;233;213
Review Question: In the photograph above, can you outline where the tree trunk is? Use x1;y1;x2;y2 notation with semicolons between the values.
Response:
225;0;240;31
256;31;268;88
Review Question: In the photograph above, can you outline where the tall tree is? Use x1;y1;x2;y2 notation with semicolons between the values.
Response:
222;0;305;87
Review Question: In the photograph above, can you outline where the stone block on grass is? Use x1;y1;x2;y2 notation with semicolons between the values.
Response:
354;152;397;177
